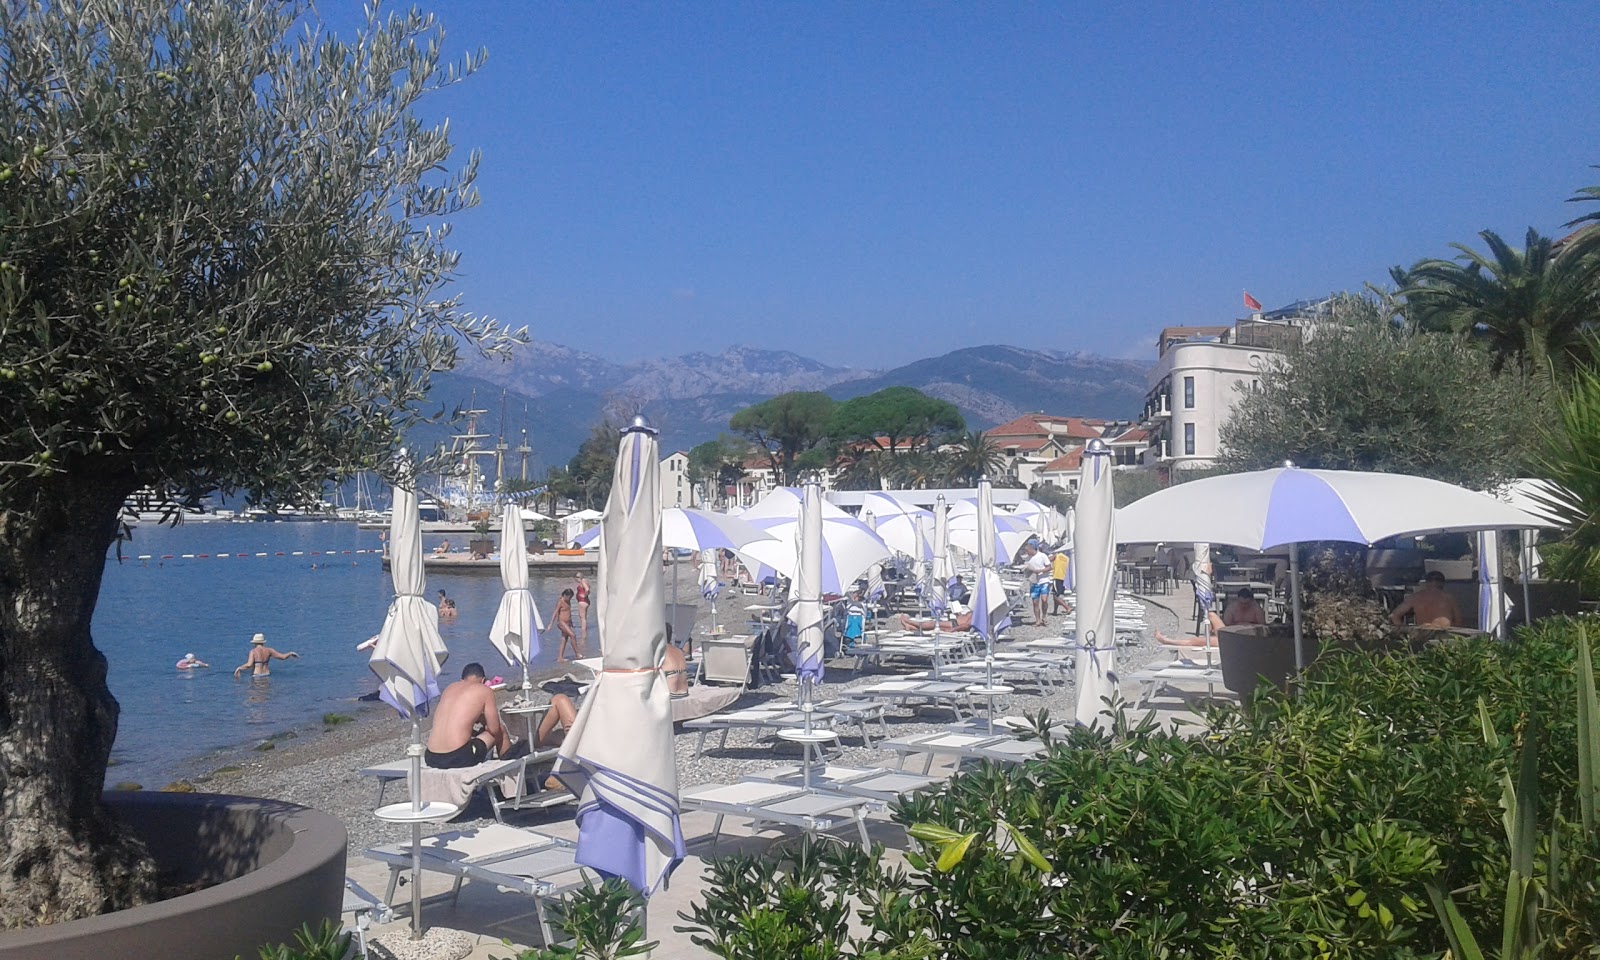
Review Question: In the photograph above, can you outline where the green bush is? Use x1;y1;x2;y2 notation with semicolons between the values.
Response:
675;619;1599;959
246;921;350;960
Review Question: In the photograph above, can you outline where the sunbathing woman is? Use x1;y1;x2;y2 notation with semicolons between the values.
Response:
897;605;974;634
1153;612;1228;648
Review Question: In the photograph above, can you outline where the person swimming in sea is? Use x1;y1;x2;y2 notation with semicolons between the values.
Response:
437;589;458;618
176;652;209;670
233;632;300;679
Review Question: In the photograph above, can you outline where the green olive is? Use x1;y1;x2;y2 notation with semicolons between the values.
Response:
256;361;273;373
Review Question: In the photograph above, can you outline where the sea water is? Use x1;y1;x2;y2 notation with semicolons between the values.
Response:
96;521;595;787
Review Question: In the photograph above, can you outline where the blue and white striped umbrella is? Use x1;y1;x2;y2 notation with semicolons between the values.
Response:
969;479;1011;645
736;513;890;596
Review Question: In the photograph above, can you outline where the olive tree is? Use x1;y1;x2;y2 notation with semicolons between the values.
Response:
1219;317;1545;490
0;1;520;925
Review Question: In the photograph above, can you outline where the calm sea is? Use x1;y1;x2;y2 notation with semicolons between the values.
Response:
96;520;594;787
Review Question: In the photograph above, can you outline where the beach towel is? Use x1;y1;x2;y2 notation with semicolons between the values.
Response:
417;756;524;810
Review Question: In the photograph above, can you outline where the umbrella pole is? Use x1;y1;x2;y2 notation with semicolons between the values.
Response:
1289;545;1305;675
1521;531;1534;639
408;717;423;938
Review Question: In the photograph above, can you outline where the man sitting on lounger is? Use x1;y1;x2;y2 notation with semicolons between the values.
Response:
426;662;519;769
898;601;974;634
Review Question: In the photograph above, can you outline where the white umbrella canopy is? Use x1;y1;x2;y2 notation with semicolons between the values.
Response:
1116;467;1552;549
662;507;775;553
860;511;886;602
519;506;551;522
948;510;1036;562
870;511;935;561
555;419;684;894
1072;441;1118;731
1116;465;1555;671
736;512;891;595
489;501;545;689
744;486;851;521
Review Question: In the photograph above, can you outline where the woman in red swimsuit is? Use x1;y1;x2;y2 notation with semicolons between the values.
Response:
573;573;591;654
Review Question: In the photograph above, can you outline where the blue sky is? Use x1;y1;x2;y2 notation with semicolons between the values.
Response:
328;3;1600;367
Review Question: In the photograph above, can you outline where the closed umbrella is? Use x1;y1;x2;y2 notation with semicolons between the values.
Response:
969;478;1011;725
367;477;449;937
928;495;951;615
700;549;721;633
554;418;684;893
792;480;827;683
1116;465;1553;671
1073;440;1118;730
489;501;545;690
1478;530;1506;639
1192;542;1213;633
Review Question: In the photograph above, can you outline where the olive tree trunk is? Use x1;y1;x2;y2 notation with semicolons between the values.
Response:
0;475;157;927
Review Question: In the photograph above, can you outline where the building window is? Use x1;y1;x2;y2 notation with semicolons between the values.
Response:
1183;376;1195;409
1184;423;1196;456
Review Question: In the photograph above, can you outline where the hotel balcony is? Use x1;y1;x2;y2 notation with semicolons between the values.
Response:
1141;392;1171;425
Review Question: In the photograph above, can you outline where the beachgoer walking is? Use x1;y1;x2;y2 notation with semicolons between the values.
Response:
233;633;299;678
1022;542;1052;626
574;573;591;650
553;589;579;661
1050;549;1070;614
176;652;209;670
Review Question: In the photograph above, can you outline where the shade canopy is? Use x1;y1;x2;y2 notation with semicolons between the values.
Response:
744;486;852;521
555;421;684;894
489;501;545;678
1116;467;1552;550
369;483;447;717
736;513;891;595
948;509;1035;562
662;507;775;553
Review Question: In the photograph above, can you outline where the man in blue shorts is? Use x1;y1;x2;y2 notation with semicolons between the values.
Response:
1022;541;1052;626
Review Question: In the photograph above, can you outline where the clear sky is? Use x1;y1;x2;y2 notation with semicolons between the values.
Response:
326;2;1600;368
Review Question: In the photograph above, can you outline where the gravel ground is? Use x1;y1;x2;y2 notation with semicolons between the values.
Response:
214;584;1185;856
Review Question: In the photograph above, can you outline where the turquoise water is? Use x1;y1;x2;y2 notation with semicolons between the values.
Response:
96;521;588;787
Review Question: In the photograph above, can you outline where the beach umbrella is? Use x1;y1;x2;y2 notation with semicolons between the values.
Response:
792;480;827;683
735;513;891;595
970;479;1011;715
555;417;684;893
948;509;1036;562
1192;542;1213;633
490;501;546;691
928;495;951;615
700;549;721;633
861;493;934;560
1073;440;1118;731
660;507;776;610
1116;465;1553;672
367;475;449;937
860;511;886;602
1478;530;1506;640
744;486;852;521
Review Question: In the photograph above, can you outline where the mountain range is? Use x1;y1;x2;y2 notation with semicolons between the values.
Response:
427;341;1150;472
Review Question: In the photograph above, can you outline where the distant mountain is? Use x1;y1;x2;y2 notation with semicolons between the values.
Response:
828;346;1148;427
441;341;1149;469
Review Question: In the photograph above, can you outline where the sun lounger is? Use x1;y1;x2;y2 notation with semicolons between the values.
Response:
809;699;889;745
683;707;836;757
848;679;972;719
743;763;943;802
1129;661;1225;707
671;684;744;723
680;780;879;849
342;877;392;959
365;822;592;946
361;750;576;822
880;731;1045;774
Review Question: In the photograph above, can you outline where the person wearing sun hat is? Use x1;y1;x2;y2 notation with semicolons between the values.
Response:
233;632;301;679
175;652;209;670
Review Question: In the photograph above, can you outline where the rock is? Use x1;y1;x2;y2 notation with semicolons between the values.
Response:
111;781;143;791
161;780;196;793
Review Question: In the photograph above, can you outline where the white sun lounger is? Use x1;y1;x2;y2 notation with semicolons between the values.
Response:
680;780;880;849
881;731;1046;775
743;763;943;803
359;751;575;821
1129;661;1225;707
683;708;838;757
848;679;972;719
365;823;592;946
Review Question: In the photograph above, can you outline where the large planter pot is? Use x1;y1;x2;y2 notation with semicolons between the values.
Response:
469;536;495;559
0;792;346;960
1217;624;1319;707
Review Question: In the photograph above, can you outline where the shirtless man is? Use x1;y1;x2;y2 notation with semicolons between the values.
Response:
1390;571;1461;628
1223;587;1267;626
426;662;514;768
233;633;299;678
898;604;974;634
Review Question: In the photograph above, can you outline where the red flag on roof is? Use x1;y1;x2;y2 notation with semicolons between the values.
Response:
1243;291;1263;311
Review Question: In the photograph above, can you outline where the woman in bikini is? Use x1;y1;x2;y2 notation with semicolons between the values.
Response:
573;574;591;653
233;633;300;678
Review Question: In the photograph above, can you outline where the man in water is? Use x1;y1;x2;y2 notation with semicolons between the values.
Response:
233;633;300;678
1390;571;1462;628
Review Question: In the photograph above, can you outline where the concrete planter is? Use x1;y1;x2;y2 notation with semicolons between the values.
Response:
0;792;346;960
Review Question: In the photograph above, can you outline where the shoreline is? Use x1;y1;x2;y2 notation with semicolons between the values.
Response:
155;587;1185;862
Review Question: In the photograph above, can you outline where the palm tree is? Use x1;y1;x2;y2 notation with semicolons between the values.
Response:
1398;227;1599;378
942;430;1003;486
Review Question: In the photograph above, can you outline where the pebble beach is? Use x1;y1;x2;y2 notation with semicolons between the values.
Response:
192;584;1189;860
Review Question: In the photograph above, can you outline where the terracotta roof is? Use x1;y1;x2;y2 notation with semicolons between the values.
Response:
1040;449;1084;473
987;413;1057;439
1110;427;1148;443
1002;437;1053;452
